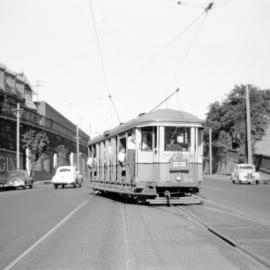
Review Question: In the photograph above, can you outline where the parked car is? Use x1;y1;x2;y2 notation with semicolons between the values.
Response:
6;169;33;189
52;166;83;189
231;164;260;184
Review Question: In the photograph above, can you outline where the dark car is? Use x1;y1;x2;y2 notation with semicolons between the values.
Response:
6;170;33;189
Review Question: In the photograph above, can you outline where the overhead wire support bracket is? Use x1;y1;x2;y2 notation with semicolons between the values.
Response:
205;2;214;13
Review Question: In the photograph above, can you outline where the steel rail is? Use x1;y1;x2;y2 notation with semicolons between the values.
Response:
161;205;270;270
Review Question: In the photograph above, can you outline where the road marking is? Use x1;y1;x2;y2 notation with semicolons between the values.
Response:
3;195;92;270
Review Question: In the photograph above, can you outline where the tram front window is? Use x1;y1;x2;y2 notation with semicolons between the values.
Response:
165;127;190;152
141;127;156;152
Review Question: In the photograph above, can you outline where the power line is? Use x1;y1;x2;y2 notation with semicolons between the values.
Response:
176;1;206;9
88;0;110;93
167;2;214;88
141;11;206;72
88;0;121;124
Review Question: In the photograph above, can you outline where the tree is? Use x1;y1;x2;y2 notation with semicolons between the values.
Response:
205;84;270;163
21;130;50;177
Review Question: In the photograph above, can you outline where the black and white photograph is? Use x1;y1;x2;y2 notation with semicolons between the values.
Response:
0;0;270;269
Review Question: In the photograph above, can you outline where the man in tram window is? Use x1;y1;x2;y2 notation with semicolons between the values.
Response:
141;132;152;151
127;134;135;150
118;147;126;166
166;137;183;152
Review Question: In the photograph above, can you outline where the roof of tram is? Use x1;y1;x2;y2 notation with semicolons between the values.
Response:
89;109;203;145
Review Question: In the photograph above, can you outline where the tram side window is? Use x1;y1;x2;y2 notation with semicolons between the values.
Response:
164;127;190;152
141;127;156;151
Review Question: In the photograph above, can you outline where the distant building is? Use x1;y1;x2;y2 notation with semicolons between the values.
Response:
254;125;270;175
0;63;89;182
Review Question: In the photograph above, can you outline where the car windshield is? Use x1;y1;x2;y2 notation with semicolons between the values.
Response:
7;171;25;177
239;165;254;170
58;168;71;173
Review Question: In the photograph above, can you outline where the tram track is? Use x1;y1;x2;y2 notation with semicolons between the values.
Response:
202;198;270;227
157;204;270;270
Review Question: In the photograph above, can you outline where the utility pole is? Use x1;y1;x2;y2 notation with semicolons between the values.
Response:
246;85;252;164
33;80;45;101
209;128;212;175
12;103;23;169
76;124;80;171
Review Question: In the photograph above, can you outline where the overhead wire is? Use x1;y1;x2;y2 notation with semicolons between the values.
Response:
167;1;215;90
141;10;206;71
176;1;206;9
87;0;121;124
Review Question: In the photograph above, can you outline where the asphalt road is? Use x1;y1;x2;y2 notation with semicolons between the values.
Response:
0;179;269;270
201;175;270;224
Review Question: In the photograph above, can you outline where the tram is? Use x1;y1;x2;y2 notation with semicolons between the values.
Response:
88;109;204;205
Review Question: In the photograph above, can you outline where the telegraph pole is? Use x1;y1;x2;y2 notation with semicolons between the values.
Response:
246;85;252;164
12;103;23;169
76;125;80;171
209;128;212;175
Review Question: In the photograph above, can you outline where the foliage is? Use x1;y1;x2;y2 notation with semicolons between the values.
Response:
21;130;49;175
204;84;270;162
0;94;8;113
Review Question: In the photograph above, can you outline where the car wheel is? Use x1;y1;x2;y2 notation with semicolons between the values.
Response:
54;184;58;189
256;180;259;185
232;180;235;184
62;184;65;189
29;184;33;189
73;182;77;188
22;183;26;190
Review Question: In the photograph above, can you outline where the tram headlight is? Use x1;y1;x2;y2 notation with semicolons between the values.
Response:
176;173;183;182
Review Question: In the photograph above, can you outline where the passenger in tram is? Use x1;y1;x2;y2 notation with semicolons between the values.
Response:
127;134;135;149
141;133;152;151
166;138;183;152
118;147;126;167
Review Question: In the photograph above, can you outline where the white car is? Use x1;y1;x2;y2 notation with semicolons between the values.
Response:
231;164;260;184
52;166;83;189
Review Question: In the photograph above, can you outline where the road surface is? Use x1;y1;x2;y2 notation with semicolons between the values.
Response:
0;178;269;270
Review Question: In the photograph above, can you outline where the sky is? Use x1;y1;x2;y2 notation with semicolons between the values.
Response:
1;0;270;137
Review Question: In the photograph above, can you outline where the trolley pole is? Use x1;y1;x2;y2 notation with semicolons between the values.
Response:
209;128;212;175
246;85;252;164
76;125;80;171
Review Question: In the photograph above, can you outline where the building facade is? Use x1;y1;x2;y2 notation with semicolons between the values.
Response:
0;63;89;182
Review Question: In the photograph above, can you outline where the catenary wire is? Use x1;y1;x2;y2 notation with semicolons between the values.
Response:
141;10;206;72
87;0;121;124
167;2;214;89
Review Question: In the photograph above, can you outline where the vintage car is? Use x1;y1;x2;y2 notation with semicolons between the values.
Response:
231;164;260;184
6;170;33;189
52;166;83;189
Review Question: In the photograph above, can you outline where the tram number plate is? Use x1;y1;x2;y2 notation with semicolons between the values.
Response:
172;161;187;167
